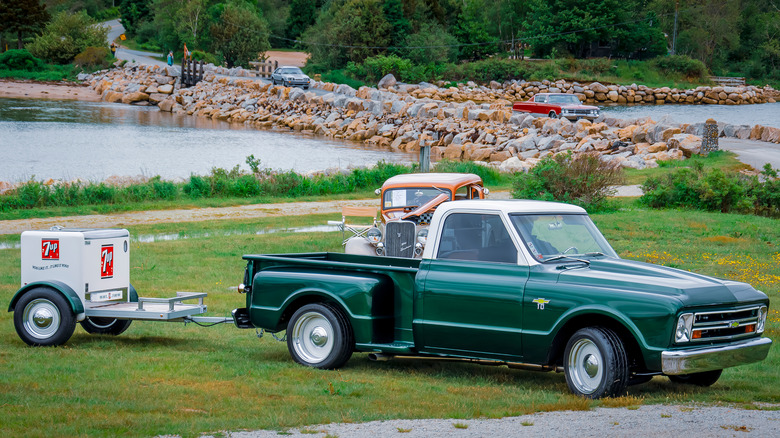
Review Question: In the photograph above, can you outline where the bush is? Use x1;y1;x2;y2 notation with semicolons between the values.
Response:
73;46;113;71
512;152;625;212
0;49;45;71
27;11;109;64
640;163;779;217
190;50;218;65
651;55;708;80
433;160;502;186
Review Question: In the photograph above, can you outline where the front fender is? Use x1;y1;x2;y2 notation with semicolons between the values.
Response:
8;280;85;317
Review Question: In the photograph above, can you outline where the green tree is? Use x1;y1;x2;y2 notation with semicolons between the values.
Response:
286;0;316;44
403;22;457;64
210;0;270;67
27;11;109;64
0;0;50;49
303;0;391;69
258;0;291;46
383;0;411;54
453;0;497;60
118;0;152;36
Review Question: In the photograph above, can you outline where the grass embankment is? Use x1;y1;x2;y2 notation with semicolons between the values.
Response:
0;160;512;221
0;208;778;437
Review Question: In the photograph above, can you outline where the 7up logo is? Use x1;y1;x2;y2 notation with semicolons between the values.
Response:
41;239;59;260
100;245;114;279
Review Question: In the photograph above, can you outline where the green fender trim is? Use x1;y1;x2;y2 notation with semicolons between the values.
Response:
8;280;85;315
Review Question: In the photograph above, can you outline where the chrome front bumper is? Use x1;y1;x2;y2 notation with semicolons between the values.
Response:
662;337;772;375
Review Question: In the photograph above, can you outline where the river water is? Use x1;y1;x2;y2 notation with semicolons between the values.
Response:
1;98;777;182
0;98;416;182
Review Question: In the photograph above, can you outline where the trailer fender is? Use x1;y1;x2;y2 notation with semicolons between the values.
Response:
8;281;85;321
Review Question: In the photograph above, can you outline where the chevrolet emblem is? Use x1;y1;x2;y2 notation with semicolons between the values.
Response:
532;298;550;310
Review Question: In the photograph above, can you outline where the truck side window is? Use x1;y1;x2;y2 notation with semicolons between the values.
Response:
437;213;517;264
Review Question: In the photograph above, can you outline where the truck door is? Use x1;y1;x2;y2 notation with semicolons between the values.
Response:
417;212;529;360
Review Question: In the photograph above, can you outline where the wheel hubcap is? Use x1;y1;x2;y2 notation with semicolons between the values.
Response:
23;299;61;339
292;312;334;364
568;338;603;395
310;326;328;347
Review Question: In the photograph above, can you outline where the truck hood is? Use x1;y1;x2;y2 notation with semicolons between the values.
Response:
556;257;767;307
561;103;599;110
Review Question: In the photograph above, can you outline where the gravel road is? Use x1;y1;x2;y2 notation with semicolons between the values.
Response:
197;404;780;438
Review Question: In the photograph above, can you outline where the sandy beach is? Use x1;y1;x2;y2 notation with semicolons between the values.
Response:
0;79;100;101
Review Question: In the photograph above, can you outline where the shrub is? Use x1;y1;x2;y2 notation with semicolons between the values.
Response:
512;152;626;212
651;55;708;80
73;46;113;71
27;11;109;64
433;160;502;186
0;49;45;71
190;50;219;65
640;163;779;217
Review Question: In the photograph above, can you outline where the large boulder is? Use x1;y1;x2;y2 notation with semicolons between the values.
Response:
377;73;396;90
668;134;702;156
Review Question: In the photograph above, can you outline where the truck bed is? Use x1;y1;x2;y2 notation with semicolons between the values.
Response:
243;252;421;350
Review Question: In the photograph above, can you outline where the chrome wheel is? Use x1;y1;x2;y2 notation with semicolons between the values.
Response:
286;303;354;369
14;287;76;346
564;327;628;399
567;338;603;395
23;298;61;339
291;311;335;364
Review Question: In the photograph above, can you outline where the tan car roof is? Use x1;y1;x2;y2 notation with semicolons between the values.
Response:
381;173;483;190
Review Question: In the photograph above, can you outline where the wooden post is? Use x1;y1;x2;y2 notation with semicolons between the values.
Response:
419;143;431;172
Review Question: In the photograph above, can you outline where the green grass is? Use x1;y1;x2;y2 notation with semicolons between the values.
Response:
623;150;750;185
0;208;778;436
0;65;80;82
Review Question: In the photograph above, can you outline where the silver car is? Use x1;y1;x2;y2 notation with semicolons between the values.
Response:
270;66;310;89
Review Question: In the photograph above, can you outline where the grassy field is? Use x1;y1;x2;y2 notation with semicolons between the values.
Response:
1;209;778;437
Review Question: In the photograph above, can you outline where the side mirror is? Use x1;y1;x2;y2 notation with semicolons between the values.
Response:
375;188;381;196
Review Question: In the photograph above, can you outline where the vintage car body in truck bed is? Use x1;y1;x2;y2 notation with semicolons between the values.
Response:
239;200;771;398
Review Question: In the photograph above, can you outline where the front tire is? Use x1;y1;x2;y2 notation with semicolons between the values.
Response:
564;327;628;398
13;288;76;346
548;110;558;119
81;317;132;336
287;303;353;369
668;369;722;387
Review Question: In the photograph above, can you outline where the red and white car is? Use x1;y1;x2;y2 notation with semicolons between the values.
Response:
513;93;600;121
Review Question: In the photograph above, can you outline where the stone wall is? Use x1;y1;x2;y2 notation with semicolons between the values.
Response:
87;65;780;176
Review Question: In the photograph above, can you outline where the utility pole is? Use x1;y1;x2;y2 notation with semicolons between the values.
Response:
672;0;679;55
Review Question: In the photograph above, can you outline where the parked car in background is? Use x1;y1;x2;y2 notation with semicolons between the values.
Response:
513;93;600;121
271;66;310;89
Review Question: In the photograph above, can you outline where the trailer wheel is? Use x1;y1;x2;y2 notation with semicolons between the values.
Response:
81;317;132;336
564;327;628;399
13;287;76;346
287;303;353;369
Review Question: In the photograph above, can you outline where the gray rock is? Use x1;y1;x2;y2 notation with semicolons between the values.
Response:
335;83;357;97
378;74;397;89
288;88;307;102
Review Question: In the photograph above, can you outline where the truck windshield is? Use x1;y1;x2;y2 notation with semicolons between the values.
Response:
383;187;452;209
509;214;618;261
547;95;581;105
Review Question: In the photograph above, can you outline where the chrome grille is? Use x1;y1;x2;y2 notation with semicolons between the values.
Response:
691;306;760;341
384;221;416;258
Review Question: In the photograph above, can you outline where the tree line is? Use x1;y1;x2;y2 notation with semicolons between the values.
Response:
0;0;777;84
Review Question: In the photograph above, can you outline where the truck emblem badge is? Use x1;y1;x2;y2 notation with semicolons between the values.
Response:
729;321;739;328
100;244;114;279
41;239;59;260
532;298;550;310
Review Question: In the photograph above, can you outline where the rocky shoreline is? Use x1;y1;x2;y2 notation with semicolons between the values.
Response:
84;63;780;174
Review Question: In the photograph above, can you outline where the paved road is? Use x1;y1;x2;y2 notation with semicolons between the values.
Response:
719;138;780;170
105;19;168;68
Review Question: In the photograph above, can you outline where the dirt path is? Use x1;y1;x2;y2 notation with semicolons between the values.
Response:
0;199;377;235
0;79;99;101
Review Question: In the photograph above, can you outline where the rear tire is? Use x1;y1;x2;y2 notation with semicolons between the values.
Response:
81;317;132;336
668;369;722;387
564;327;629;399
13;288;76;346
287;303;353;369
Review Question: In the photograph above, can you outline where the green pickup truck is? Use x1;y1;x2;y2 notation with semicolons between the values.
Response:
239;200;771;399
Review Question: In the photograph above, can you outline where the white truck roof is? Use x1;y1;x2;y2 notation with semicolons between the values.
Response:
421;199;587;262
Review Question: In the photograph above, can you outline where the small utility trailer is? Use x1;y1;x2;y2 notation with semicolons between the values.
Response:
9;227;237;346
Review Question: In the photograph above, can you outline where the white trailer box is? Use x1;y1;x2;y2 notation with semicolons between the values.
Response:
21;228;130;305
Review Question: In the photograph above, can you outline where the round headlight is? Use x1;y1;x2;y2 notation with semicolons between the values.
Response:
367;227;382;244
416;228;428;245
